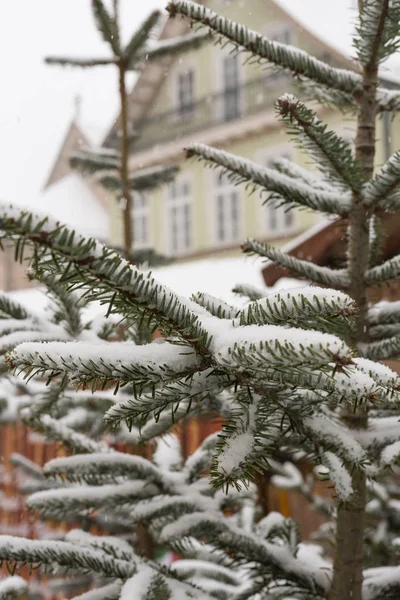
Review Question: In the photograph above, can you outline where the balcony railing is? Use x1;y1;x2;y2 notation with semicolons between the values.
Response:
131;75;292;152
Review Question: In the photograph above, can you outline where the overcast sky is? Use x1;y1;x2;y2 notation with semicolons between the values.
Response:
0;0;166;207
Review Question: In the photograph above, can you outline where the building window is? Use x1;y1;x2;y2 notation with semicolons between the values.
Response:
214;172;241;244
267;27;292;87
265;154;295;234
223;54;241;121
177;69;195;120
169;181;192;254
132;192;149;248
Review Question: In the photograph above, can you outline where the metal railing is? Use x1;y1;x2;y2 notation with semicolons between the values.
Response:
131;75;292;152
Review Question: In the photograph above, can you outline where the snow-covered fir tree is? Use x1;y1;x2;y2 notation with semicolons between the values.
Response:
46;0;209;258
0;0;400;599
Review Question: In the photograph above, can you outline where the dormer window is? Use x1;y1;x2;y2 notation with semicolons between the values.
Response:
177;69;195;121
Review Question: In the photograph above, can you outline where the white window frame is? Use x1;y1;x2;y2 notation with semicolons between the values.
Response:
263;22;293;88
173;62;196;122
210;170;242;247
214;46;244;123
256;145;297;237
132;191;150;249
166;178;193;256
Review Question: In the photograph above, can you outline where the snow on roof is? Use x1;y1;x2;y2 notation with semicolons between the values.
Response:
18;173;109;241
275;0;400;81
150;255;304;305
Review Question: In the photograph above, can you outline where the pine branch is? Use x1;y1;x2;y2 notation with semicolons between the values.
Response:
103;369;230;430
353;357;400;390
376;87;400;112
68;582;122;600
368;300;400;324
37;272;83;337
276;95;364;192
354;0;400;67
362;150;400;210
45;56;118;68
232;283;265;301
69;149;120;175
91;0;121;55
44;452;169;490
0;206;212;354
358;335;400;361
166;1;361;98
238;286;355;327
123;10;162;63
0;537;133;579
0;576;28;600
268;156;333;192
186;143;350;216
21;411;110;454
138;30;211;64
0;295;29;320
94;164;179;192
161;513;329;596
242;238;350;288
8;340;201;392
27;481;157;519
365;255;400;284
192;292;240;319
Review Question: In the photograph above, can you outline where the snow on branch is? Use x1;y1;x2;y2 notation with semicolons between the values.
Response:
94;164;179;192
0;204;212;353
45;56;118;68
354;0;400;67
20;411;110;454
166;1;361;98
362;150;400;210
27;481;157;519
69;149;120;175
363;566;400;600
191;292;240;320
44;452;171;490
0;295;29;321
211;321;353;370
8;340;201;391
242;238;350;288
104;368;229;430
68;582;122;600
276;95;364;192
238;286;355;327
232;283;265;301
0;577;28;600
365;255;400;284
376;87;400;112
161;513;330;595
186;143;351;216
368;300;400;325
0;536;133;579
381;440;400;466
353;358;400;391
358;335;400;361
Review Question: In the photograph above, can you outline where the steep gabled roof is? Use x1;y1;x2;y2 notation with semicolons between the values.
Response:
35;173;109;241
43;119;91;190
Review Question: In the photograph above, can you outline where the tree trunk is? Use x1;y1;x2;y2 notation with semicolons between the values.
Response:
328;53;379;600
118;60;133;259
